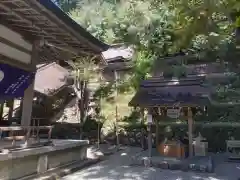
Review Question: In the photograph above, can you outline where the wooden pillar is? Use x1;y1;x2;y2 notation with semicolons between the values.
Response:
147;124;152;157
155;107;162;148
0;101;4;121
140;108;145;149
155;116;159;149
21;39;39;127
7;99;14;121
147;110;153;157
187;107;193;157
21;83;34;126
19;98;23;117
236;27;240;44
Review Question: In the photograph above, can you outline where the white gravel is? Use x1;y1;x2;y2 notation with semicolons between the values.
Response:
62;147;236;180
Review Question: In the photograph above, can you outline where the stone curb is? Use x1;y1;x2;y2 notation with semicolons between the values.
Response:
19;158;102;180
101;145;124;156
103;151;115;156
21;146;123;180
41;159;101;180
130;157;213;173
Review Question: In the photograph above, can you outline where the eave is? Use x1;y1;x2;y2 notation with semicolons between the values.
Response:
0;0;109;59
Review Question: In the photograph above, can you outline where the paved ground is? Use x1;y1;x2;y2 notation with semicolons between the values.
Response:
61;147;235;180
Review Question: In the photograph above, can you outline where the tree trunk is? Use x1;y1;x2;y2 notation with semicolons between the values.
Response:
114;70;119;147
115;105;119;146
78;80;90;139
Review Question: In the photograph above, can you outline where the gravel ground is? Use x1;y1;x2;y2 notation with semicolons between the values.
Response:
61;147;236;180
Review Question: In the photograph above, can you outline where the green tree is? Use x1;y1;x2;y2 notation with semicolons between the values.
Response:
63;0;240;124
66;56;99;138
69;0;239;74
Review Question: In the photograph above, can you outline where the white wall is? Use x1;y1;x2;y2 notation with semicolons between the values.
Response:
0;25;32;64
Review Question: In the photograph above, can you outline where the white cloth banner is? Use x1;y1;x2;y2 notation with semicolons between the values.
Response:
167;109;180;118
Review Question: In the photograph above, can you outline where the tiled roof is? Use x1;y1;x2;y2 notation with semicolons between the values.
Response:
102;46;133;61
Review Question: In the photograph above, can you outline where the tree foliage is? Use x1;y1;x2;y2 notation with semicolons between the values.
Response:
68;0;239;76
66;56;99;138
57;0;240;123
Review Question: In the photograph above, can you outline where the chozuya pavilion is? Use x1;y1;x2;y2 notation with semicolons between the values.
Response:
0;0;109;179
128;53;229;159
129;76;211;158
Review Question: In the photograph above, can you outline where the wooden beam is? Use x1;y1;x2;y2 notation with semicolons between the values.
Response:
6;19;25;23
41;27;58;30
0;126;53;131
0;36;31;54
1;1;99;55
50;32;69;36
0;12;14;16
0;4;96;56
45;43;91;56
12;8;33;12
1;0;21;2
0;4;67;46
156;121;240;127
0;54;32;71
26;0;103;52
7;24;42;34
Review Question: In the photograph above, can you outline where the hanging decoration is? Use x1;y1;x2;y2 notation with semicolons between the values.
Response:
147;114;153;124
167;108;180;118
0;63;35;98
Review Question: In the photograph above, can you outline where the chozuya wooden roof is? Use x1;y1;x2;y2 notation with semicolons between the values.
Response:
0;0;109;63
129;76;211;107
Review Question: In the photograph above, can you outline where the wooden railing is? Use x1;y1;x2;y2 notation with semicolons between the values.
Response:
0;126;53;148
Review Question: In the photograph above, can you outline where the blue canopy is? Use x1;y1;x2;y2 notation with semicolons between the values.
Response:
0;63;35;99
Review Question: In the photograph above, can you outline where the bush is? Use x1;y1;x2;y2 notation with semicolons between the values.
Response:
120;123;239;152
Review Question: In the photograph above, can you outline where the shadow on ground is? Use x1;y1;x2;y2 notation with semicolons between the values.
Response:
62;147;235;180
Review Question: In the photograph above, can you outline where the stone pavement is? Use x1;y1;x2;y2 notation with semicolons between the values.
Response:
61;147;234;180
87;144;121;159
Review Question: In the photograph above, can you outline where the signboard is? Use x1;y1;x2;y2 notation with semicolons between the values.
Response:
167;109;180;118
0;63;35;98
147;114;153;124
